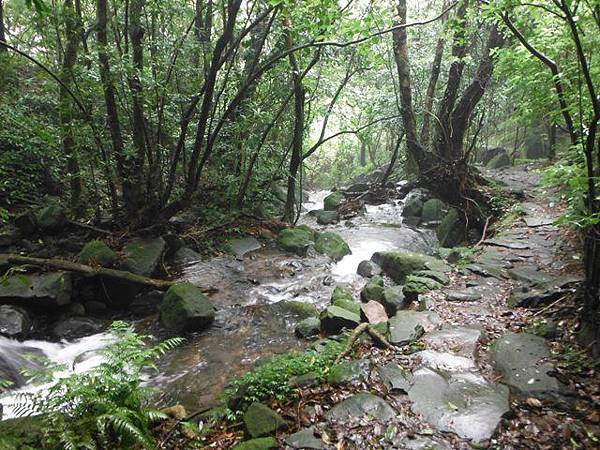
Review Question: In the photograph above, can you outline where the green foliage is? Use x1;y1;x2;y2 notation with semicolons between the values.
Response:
223;339;344;418
12;321;184;450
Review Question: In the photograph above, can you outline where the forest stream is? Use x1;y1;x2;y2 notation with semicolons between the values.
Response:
0;188;436;418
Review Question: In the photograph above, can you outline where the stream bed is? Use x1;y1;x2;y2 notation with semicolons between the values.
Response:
0;191;437;418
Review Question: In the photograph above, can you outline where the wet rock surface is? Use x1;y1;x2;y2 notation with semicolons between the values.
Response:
325;392;395;423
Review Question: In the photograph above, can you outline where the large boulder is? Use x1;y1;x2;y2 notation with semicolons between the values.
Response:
356;260;381;278
320;305;360;334
479;147;508;165
360;276;384;302
372;251;450;284
330;286;360;315
314;232;351;261
388;310;441;345
315;210;339;225
421;198;448;223
36;203;68;233
0;305;32;339
277;227;314;256
121;237;166;277
0;271;72;307
78;240;118;267
323;191;345;211
159;283;216;332
51;317;104;340
487;151;511;169
437;208;464;248
243;402;286;438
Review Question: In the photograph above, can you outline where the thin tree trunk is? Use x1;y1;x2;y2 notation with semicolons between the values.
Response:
420;0;449;146
60;0;85;216
0;0;7;53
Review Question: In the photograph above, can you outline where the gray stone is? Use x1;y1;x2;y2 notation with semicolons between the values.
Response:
394;436;451;450
295;317;321;339
0;271;72;306
403;275;443;299
243;402;286;438
36;203;68;233
357;260;381;278
325;393;395;423
379;363;412;393
327;359;371;385
487;151;511;169
121;237;167;277
490;332;564;399
507;266;553;285
51;317;104;340
228;237;262;257
524;217;554;227
315;210;339;225
381;286;409;315
159;282;216;332
408;366;509;443
484;237;530;250
320;306;360;334
360;301;388;324
422;326;483;358
172;247;201;263
388;311;440;345
285;427;324;449
446;289;482;302
479;147;508;165
0;305;32;339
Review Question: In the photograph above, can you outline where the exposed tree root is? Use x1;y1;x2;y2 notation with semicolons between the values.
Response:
334;323;395;364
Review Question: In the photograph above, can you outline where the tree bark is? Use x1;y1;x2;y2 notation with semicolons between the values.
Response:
60;0;85;217
0;0;6;53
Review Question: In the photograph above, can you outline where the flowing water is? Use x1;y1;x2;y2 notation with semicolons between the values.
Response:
0;190;437;419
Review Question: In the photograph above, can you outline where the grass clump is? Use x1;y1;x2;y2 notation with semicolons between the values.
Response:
223;339;344;418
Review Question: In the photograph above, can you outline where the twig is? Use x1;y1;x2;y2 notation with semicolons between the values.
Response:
476;215;492;247
533;295;567;316
68;220;112;235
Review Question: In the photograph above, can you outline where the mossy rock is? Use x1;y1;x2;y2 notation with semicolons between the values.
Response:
332;297;361;315
277;227;314;256
315;210;339;225
413;270;449;285
320;305;360;334
487;151;511;169
314;232;351;261
243;403;287;438
280;300;319;318
324;191;345;211
327;359;371;386
232;437;278;450
159;282;215;332
381;285;408;315
121;237;167;277
36;203;68;233
78;240;118;267
373;251;450;284
360;276;384;302
402;275;443;299
295;317;321;339
331;285;353;303
421;198;448;222
437;208;464;248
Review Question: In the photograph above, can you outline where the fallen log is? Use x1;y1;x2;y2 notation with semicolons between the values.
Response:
0;253;216;293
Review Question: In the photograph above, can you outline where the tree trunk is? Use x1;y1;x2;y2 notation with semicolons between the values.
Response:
0;0;6;53
60;0;85;216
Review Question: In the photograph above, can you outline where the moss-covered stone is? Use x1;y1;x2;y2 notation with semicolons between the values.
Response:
78;240;118;267
276;227;314;256
121;237;167;277
403;275;443;300
413;270;449;285
331;285;353;302
36;203;68;233
243;403;287;438
381;285;408;315
332;297;361;315
320;305;360;334
314;232;351;261
373;251;450;284
159;282;215;332
315;210;339;225
327;359;371;385
295;317;321;339
421;198;448;222
232;437;278;450
360;276;384;302
324;191;345;211
280;300;319;318
437;208;464;248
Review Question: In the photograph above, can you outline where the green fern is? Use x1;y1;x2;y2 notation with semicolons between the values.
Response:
13;321;184;450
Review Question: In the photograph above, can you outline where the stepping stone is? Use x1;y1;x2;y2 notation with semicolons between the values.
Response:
416;350;476;372
490;332;564;399
379;363;412;393
243;402;287;438
228;237;262;257
524;217;554;227
408;366;510;443
285;427;325;449
394;435;452;450
360;301;388;324
446;289;482;302
507;266;553;285
388;311;441;345
423;326;483;357
464;263;508;280
326;392;395;423
484;238;530;250
327;359;371;386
